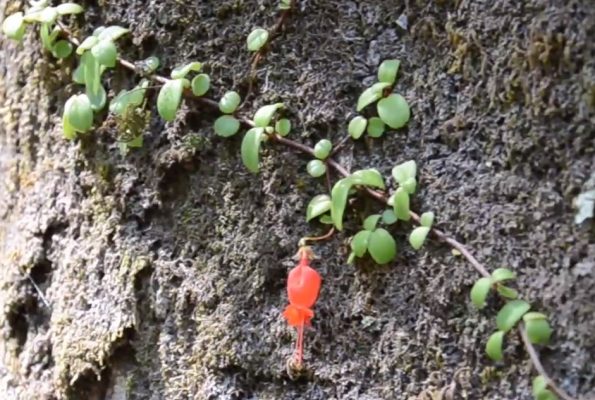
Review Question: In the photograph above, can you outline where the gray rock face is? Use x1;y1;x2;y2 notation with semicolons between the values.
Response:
0;0;593;399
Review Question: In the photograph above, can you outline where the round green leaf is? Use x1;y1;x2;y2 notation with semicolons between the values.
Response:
52;40;73;58
393;187;410;221
496;300;531;332
357;82;391;112
351;230;371;257
140;56;160;74
247;28;269;51
351;168;385;189
76;35;98;55
409;226;430;250
363;214;381;231
348;116;367;139
491;268;516;282
306;194;331;222
367;117;385;138
91;39;117;67
314;139;332;159
377;94;410;129
64;94;93;133
191;74;210;96
219;91;241;114
486;331;505;361
307;159;326;178
536;389;557;400
157;79;184;122
367;228;397;264
378;59;400;84
392;160;417;184
275;119;291;136
39;7;58;24
253;103;284;127
402;177;417;194
56;3;84;14
2;12;26;41
420;212;435;228
496;285;518;299
171;61;202;80
470;277;492;309
532;376;548;396
214;115;240;137
381;209;398;225
330;178;353;231
525;319;552;345
97;25;129;41
241;127;265;173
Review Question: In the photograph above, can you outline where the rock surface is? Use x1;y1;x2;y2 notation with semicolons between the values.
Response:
0;0;593;399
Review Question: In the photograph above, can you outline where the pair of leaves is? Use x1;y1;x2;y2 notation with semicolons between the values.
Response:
239;104;285;172
350;226;397;265
330;169;385;231
470;267;517;309
157;61;204;122
213;91;242;137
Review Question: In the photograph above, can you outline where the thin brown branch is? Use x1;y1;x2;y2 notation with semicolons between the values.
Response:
54;18;576;400
520;324;574;400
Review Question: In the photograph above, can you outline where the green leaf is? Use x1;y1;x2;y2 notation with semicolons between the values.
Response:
409;226;430;250
253;103;284;127
314;139;332;160
86;83;106;111
363;214;381;231
378;59;400;84
319;215;333;224
2;12;26;41
73;61;85;84
525;319;552;345
214;115;240;137
64;94;93;133
157;79;184;121
523;312;548;322
52;40;73;58
109;80;148;115
140;55;160;74
241;127;265;173
56;3;84;14
307;160;326;178
191;74;210;96
357;82;391;111
306;195;331;222
77;36;98;54
367;228;397;264
330;178;353;231
532;376;548;396
420;212;434;227
91;39;117;67
279;0;292;10
367;116;385;138
275;119;291;136
470;277;492;309
377;94;410;129
392;160;417;184
97;25;129;41
381;209;397;225
219;91;241;114
247;28;269;51
62;115;76;140
402;177;417;194
393;187;410;221
486;331;504;361
497;285;518;299
496;300;531;332
351;168;385;189
348;116;367;139
171;61;202;79
351;230;371;257
492;268;516;282
39;7;58;24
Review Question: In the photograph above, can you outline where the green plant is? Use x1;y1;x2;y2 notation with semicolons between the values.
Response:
0;3;577;399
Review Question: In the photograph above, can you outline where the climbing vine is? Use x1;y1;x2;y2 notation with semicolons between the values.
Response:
1;1;578;399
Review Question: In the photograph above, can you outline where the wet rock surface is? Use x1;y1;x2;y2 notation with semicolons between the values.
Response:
0;0;593;399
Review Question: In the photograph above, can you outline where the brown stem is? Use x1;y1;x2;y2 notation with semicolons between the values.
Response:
54;19;576;400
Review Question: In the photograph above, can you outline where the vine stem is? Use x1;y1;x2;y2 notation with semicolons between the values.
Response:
54;20;576;400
